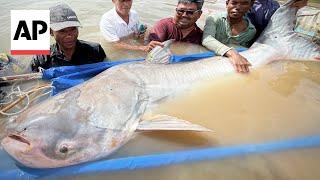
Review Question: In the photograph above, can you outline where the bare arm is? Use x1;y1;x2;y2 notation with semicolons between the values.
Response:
203;16;251;73
113;40;164;52
225;49;251;73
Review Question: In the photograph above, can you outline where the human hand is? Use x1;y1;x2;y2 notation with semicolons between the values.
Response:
136;33;145;39
135;24;148;39
141;41;164;52
0;53;9;64
138;24;147;35
226;49;251;73
291;0;308;9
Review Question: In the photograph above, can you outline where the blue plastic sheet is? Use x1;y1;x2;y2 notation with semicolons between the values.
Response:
169;47;247;63
1;135;320;179
43;59;143;95
44;48;247;95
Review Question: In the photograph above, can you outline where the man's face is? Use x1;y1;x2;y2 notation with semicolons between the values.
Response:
113;0;132;16
51;27;78;50
226;0;252;19
174;3;202;29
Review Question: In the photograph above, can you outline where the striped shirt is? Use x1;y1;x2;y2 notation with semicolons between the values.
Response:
202;12;256;56
100;8;140;42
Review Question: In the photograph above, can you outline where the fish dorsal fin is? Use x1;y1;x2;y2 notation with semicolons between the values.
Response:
136;114;213;132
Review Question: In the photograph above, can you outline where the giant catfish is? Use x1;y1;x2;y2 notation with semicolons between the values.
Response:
1;0;319;168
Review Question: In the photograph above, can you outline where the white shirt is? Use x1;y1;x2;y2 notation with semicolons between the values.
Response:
100;8;139;42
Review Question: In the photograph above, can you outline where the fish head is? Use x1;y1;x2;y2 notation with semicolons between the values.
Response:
1;110;114;168
0;87;133;168
1;68;148;168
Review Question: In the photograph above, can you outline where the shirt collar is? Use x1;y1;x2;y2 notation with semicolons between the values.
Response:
51;40;80;58
222;13;255;37
112;7;134;25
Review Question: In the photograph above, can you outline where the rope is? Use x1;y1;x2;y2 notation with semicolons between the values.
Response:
0;84;53;116
0;90;30;116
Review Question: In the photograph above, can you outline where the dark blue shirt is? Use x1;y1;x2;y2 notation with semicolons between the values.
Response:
31;40;106;72
247;0;280;38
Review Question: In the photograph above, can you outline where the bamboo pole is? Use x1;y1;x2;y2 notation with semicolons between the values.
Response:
0;73;42;83
0;84;51;113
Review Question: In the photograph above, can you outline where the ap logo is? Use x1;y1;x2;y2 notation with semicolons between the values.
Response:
11;10;50;55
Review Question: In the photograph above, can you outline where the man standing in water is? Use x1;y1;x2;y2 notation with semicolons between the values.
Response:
148;0;204;45
202;0;255;73
31;3;106;72
100;0;163;52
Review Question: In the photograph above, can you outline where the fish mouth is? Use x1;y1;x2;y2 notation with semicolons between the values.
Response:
8;134;30;146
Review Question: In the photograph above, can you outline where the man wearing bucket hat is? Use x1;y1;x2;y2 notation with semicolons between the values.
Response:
31;3;106;72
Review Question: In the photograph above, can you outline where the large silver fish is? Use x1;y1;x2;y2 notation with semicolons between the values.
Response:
1;0;319;168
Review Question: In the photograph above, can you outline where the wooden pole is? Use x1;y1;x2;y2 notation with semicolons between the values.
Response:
0;73;42;83
0;84;51;114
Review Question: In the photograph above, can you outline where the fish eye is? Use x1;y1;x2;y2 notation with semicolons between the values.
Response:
59;146;69;153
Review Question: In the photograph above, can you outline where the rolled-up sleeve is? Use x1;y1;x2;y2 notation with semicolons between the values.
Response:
202;16;231;56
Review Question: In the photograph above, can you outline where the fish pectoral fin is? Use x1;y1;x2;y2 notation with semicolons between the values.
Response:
136;114;213;132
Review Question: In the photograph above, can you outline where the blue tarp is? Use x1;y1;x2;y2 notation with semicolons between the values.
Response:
43;59;143;95
44;48;248;95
